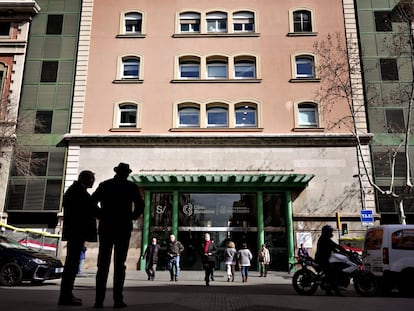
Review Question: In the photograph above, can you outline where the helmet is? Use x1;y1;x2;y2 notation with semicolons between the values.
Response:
321;225;334;236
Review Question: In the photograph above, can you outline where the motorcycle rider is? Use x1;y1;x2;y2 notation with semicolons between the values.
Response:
315;225;347;296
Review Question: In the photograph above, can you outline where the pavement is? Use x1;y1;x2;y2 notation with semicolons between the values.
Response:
0;269;296;311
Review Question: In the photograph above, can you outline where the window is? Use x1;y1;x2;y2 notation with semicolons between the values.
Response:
234;59;255;78
118;104;137;127
375;11;392;32
179;57;200;78
46;15;63;34
207;58;228;79
35;111;53;133
235;105;257;127
233;11;254;32
207;106;228;127
180;12;200;32
0;64;6;100
206;12;227;33
296;56;315;78
124;12;142;34
293;10;312;32
297;102;318;128
380;58;399;81
0;22;11;36
385;109;405;133
122;57;140;79
178;106;200;127
40;61;58;82
30;152;48;176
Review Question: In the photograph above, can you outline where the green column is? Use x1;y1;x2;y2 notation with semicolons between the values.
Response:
257;191;264;251
172;191;178;237
285;191;295;269
140;191;151;271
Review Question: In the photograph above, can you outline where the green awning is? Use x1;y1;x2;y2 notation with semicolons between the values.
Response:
130;173;314;189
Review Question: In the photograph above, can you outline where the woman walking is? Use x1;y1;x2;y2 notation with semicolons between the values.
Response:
237;243;253;282
224;241;237;282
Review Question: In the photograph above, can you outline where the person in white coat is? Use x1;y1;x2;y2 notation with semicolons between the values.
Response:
223;241;237;282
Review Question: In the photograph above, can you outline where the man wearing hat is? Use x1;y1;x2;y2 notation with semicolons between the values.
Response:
92;163;145;309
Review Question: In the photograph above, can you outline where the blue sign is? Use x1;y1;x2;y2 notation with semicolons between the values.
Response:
360;210;374;226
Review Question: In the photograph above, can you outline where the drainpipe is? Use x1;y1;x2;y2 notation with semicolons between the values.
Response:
172;191;179;237
257;191;264;251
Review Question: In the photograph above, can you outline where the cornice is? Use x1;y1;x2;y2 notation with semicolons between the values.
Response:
62;133;372;147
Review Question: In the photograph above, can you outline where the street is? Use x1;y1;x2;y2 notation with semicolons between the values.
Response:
0;270;413;311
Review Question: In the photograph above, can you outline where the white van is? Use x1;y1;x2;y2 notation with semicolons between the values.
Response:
362;224;414;296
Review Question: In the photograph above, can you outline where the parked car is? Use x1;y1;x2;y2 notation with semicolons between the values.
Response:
0;235;63;286
362;224;414;296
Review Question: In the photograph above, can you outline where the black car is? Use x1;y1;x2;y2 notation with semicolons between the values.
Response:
0;235;63;286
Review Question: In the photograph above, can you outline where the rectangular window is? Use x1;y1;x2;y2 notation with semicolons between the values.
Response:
35;111;53;133
380;58;399;81
207;107;228;127
41;61;58;82
180;64;200;78
385;109;405;133
235;63;255;78
44;180;62;211
374;11;392;32
0;22;11;36
46;15;63;34
30;152;48;176
207;63;227;79
179;107;199;127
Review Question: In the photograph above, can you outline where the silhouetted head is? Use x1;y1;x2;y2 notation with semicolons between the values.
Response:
321;225;334;238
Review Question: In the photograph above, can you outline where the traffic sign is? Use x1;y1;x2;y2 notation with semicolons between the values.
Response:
360;210;374;226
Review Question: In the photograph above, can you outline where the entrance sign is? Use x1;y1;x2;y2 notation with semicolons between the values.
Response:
360;210;374;226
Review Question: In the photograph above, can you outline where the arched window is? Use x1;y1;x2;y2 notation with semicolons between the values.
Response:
122;57;140;79
179;56;200;79
207;105;228;127
233;11;254;32
179;12;200;32
206;12;227;33
295;55;315;78
235;104;257;127
178;105;200;127
293;10;312;32
118;104;137;128
297;102;319;128
124;12;142;34
234;57;256;79
207;56;228;79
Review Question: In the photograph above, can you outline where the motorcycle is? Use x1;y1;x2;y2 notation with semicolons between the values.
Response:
292;251;377;296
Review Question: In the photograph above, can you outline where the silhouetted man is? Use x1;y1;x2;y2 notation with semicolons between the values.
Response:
92;163;144;309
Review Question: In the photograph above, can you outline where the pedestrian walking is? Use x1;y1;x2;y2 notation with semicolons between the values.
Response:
58;170;98;306
92;163;145;309
201;233;217;286
238;243;253;282
143;237;160;281
166;234;184;281
224;241;237;282
258;244;270;277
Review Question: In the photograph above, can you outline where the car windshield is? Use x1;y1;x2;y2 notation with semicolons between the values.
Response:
0;236;31;250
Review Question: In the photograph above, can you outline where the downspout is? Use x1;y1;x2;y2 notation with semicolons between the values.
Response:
140;191;151;271
285;191;295;270
172;191;179;237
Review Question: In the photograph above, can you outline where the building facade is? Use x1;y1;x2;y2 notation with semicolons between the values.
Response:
59;0;373;270
0;0;40;224
355;0;414;224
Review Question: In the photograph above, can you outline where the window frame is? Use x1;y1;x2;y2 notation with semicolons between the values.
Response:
234;58;256;79
288;8;316;35
233;11;255;33
179;12;201;33
206;12;228;33
122;57;140;79
206;57;228;79
113;101;141;130
380;58;399;81
206;105;229;128
119;11;145;36
295;55;315;78
295;101;321;129
178;105;200;128
235;104;257;128
179;56;201;79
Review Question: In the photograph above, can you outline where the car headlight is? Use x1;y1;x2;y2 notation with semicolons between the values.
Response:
32;258;47;265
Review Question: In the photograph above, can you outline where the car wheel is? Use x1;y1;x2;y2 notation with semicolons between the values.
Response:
0;262;23;286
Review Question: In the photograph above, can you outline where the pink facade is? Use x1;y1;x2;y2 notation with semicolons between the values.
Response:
82;0;350;134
